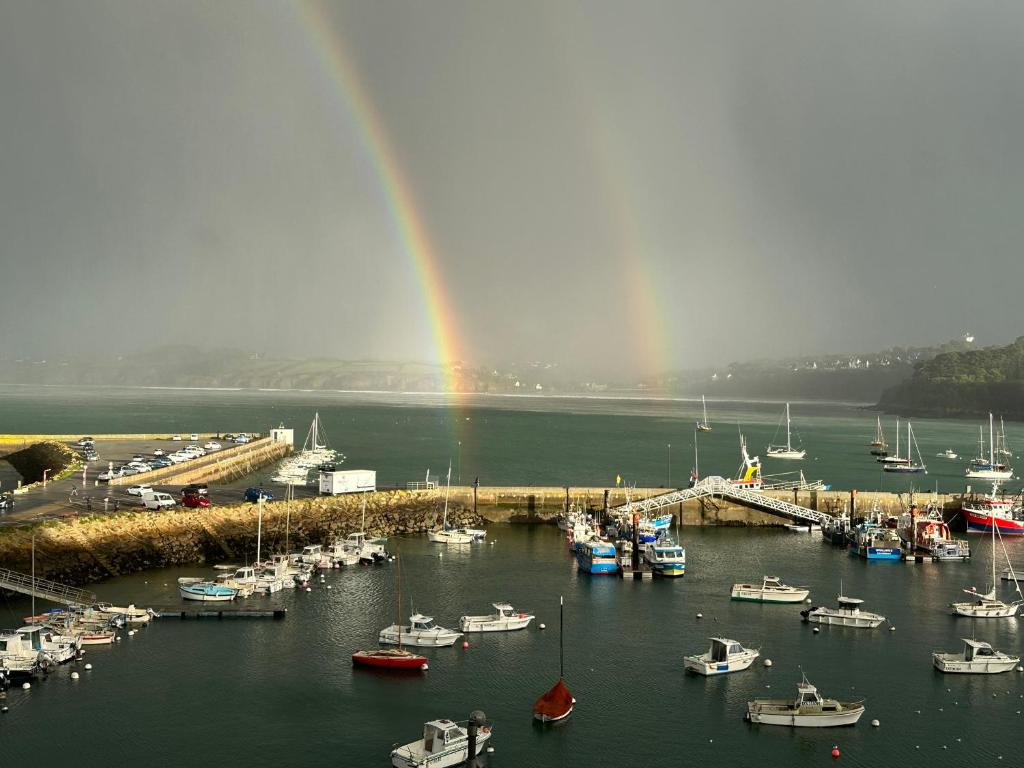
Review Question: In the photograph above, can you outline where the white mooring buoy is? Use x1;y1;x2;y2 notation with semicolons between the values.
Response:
696;612;703;619
871;719;880;727
763;659;773;667
22;682;31;690
539;623;546;630
84;663;93;670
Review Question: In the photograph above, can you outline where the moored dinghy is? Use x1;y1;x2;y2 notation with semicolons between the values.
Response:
460;603;534;632
178;579;239;602
933;639;1020;674
684;637;759;676
731;576;809;603
746;675;865;727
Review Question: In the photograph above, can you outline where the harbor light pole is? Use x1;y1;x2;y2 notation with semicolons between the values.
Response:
693;429;699;481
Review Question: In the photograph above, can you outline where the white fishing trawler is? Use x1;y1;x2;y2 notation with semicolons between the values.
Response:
379;614;462;647
459;603;534;632
684;637;759;676
732;576;809;603
746;676;865;727
933;639;1019;674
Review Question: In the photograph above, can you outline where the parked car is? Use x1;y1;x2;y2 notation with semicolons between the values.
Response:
171;434;182;441
244;487;272;503
119;466;140;477
84;452;99;462
77;437;94;446
142;491;176;510
234;434;251;444
150;457;172;469
203;441;222;451
182;493;211;509
126;484;153;497
98;469;124;482
223;433;236;441
183;483;209;496
132;454;145;463
152;448;165;457
127;462;152;473
0;495;14;511
183;445;205;457
190;433;199;441
168;452;189;463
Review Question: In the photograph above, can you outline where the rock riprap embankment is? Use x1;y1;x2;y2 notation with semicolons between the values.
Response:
0;491;483;586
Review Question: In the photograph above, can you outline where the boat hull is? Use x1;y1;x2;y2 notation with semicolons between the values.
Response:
684;650;759;676
933;654;1019;674
459;615;533;632
746;704;864;727
965;468;1013;480
804;609;885;628
848;545;901;560
964;510;1024;535
731;586;809;603
379;628;461;647
352;650;427;670
179;586;237;602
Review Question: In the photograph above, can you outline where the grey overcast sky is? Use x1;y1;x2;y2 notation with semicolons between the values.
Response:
1;1;1022;375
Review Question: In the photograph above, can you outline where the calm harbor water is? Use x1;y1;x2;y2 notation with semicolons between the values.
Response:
3;525;1024;767
0;384;1020;494
2;385;1024;766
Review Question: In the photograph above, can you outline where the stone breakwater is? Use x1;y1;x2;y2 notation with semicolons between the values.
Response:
0;491;483;586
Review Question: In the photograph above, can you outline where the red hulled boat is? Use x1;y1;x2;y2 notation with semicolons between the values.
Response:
532;596;575;722
352;648;427;670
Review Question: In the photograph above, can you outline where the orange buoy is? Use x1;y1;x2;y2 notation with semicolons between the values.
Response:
462;641;469;649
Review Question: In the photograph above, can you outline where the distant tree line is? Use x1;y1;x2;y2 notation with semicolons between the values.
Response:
878;336;1024;419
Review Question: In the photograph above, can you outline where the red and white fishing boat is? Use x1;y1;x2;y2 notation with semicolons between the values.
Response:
352;553;428;671
532;596;575;723
963;484;1024;535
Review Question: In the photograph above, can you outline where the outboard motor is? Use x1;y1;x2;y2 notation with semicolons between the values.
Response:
799;608;816;621
466;710;488;768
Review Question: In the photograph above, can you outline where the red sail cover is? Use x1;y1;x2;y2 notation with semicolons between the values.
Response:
533;678;574;719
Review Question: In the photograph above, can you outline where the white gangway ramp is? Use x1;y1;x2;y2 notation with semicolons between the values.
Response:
0;567;97;608
610;476;834;527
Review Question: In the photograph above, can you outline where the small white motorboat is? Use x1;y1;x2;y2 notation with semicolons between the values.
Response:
92;603;153;625
390;716;491;768
379;614;462;647
684;637;759;676
746;677;865;727
785;523;822;533
642;541;686;576
800;589;886;628
936;449;959;460
15;626;80;663
427;528;474;544
459;603;534;632
732;576;809;603
456;527;487;541
933;638;1020;674
178;579;239;602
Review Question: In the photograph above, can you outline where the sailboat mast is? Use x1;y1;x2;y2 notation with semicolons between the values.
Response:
559;594;564;679
256;493;263;564
786;403;792;451
990;412;995;465
442;461;452;528
397;553;403;649
896;419;900;459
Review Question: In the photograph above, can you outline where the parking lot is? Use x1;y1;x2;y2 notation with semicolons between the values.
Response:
0;433;265;524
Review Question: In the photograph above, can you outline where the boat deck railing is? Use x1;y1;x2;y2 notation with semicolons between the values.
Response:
610;476;834;526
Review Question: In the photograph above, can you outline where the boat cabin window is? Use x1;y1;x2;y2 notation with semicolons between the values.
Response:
728;644;742;655
976;646;994;657
712;644;728;662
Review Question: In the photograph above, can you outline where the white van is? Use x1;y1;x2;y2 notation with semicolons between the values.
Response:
142;491;176;510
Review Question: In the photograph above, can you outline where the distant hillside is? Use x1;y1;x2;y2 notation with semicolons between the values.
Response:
878;336;1024;419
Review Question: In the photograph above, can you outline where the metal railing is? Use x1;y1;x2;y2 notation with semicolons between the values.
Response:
0;567;97;608
610;476;834;526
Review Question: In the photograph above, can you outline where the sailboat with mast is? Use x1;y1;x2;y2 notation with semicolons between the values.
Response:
876;419;911;466
966;413;1014;480
869;416;888;456
354;554;429;670
950;518;1023;618
766;403;806;460
696;395;712;433
882;421;926;473
532;596;575;722
427;462;473;544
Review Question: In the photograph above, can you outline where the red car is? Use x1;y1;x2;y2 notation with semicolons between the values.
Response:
182;493;211;509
